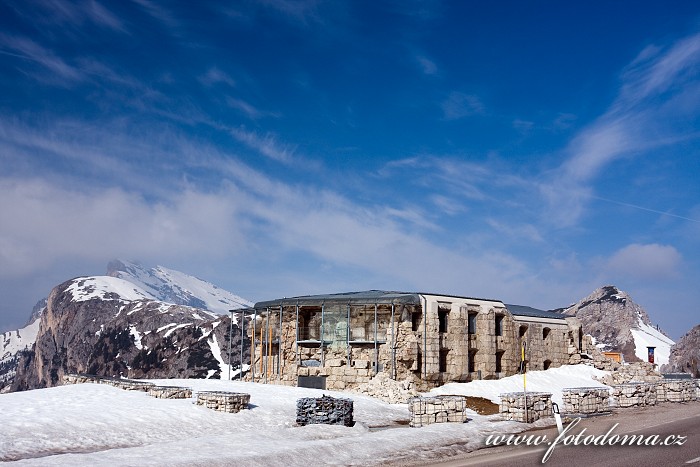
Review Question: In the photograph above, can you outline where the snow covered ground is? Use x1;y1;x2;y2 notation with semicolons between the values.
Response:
0;365;609;466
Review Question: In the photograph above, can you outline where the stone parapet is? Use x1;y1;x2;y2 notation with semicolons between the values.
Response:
499;392;552;423
148;385;192;399
561;387;611;414
196;391;250;413
611;382;657;408
62;373;154;391
296;395;354;427
408;395;469;427
656;380;697;402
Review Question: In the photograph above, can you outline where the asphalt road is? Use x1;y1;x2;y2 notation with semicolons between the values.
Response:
429;401;700;467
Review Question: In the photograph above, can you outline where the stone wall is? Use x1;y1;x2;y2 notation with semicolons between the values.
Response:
611;382;657;408
408;395;469;427
296;395;353;427
148;385;192;399
696;380;700;399
499;392;552;423
62;373;154;391
656;380;697;402
247;296;581;392
196;391;250;413
561;387;611;414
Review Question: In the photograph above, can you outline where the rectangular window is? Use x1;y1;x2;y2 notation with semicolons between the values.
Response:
495;314;504;337
468;313;477;335
468;349;477;373
439;349;449;372
411;312;421;332
438;309;449;333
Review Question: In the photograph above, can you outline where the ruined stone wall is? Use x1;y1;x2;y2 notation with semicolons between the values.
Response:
196;391;250;413
513;317;573;372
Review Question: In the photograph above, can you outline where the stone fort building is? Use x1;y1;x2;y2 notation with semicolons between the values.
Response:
244;290;583;391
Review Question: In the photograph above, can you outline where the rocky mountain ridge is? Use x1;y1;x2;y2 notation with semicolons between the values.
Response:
11;276;251;391
2;261;253;392
557;285;674;365
661;324;700;377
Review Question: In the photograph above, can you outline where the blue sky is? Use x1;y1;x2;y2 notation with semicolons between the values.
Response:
1;1;699;339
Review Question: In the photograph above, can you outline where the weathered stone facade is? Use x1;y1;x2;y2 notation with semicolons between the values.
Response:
656;380;697;402
245;292;582;392
611;382;657;407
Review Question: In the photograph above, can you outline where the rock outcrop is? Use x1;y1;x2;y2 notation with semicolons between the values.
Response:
11;276;250;391
557;286;672;364
661;324;700;377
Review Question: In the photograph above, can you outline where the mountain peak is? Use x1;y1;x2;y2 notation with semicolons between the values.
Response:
106;260;253;314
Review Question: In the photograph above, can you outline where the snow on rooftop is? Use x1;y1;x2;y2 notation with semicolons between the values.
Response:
631;319;675;365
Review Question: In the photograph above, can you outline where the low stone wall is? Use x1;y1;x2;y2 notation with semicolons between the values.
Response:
296;395;354;427
408;395;469;427
562;387;611;414
62;374;154;391
196;391;250;413
611;382;657;408
499;392;552;423
656;380;697;402
148;385;193;399
696;380;700;400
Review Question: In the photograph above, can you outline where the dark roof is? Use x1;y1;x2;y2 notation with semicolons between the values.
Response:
505;304;566;320
254;290;502;309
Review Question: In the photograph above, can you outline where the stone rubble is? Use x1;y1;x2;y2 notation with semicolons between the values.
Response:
561;387;611;414
656;380;697;402
350;372;418;403
407;395;469;427
296;395;354;427
611;382;657;408
499;392;552;423
196;391;250;413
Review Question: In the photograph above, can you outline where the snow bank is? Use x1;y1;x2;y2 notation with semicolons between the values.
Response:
631;321;674;365
0;365;609;465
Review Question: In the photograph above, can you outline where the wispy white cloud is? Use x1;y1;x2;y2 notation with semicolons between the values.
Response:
10;0;125;33
258;0;323;26
0;34;83;84
199;67;236;88
229;127;295;164
416;54;437;75
441;91;484;120
540;31;700;227
226;97;280;120
604;243;682;281
131;0;180;31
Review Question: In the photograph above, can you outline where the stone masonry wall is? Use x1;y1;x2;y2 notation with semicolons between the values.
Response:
408;395;469;427
656;380;697;402
611;382;657;408
196;391;250;413
562;387;611;414
296;395;353;427
499;392;553;423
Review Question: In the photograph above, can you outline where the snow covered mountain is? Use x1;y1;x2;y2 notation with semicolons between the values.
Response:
12;275;251;391
558;285;674;365
107;260;253;313
3;262;253;392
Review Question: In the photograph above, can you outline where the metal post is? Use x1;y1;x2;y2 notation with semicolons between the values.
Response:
228;310;234;381
239;311;244;381
295;302;300;366
346;303;351;365
252;308;256;383
278;305;283;378
391;303;395;380
374;302;378;375
320;303;325;367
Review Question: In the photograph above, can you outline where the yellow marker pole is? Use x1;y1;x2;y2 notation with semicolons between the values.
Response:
521;341;527;391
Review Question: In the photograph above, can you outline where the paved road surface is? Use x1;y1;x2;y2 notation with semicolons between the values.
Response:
428;402;700;467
